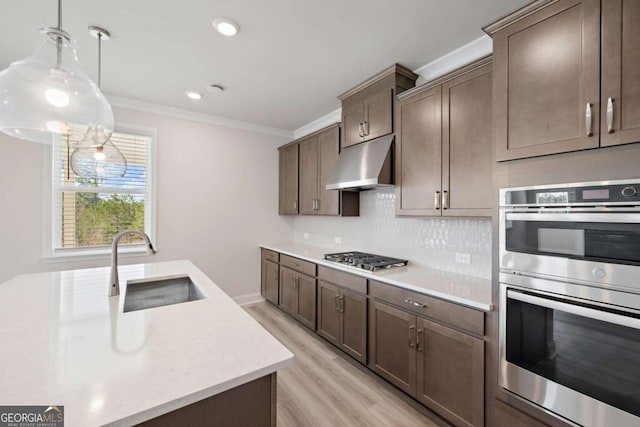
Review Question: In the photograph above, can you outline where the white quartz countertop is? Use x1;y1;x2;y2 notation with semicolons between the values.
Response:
261;242;492;311
0;260;293;426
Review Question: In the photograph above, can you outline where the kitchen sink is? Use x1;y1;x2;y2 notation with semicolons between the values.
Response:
123;275;206;312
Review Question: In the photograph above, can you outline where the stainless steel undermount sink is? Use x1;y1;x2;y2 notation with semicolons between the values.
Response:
123;275;206;313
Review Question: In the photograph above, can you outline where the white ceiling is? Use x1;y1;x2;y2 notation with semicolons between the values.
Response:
0;0;527;132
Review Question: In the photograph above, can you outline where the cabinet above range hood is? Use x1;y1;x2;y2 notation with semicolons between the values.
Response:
325;134;394;191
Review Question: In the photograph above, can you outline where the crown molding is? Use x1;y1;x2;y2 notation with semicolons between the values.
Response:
483;0;557;36
413;35;493;84
337;64;418;101
105;94;294;140
293;108;342;139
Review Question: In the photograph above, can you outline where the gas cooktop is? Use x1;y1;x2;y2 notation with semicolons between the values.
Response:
324;251;408;271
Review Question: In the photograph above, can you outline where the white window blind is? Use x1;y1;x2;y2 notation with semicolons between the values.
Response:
52;128;154;252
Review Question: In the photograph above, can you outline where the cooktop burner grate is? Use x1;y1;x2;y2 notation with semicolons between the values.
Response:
324;251;408;271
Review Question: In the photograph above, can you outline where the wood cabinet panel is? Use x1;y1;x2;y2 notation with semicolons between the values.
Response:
279;266;297;316
368;300;416;396
317;281;340;345
297;273;316;330
299;136;319;215
395;85;442;216
601;0;640;147
262;249;279;263
493;0;601;160
416;318;484;427
261;258;279;305
364;88;393;142
279;144;299;215
317;126;340;215
342;102;364;148
280;255;316;277
317;265;367;295
340;288;367;364
442;64;493;217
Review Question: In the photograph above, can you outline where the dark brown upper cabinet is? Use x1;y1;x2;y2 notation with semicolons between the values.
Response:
278;143;299;215
395;58;493;217
338;64;418;149
486;0;628;161
601;0;640;147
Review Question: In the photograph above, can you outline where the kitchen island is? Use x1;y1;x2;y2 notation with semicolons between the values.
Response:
0;260;293;426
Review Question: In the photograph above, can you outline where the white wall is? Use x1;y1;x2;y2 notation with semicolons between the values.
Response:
292;188;492;279
0;107;295;299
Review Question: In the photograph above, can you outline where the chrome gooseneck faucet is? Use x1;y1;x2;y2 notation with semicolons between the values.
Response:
110;230;157;297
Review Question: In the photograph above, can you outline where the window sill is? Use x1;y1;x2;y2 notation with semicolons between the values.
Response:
42;245;156;264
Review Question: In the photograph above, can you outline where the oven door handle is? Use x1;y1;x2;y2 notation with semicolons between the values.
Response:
508;290;640;330
505;212;640;223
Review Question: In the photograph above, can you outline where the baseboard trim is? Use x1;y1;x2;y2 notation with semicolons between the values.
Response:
233;293;265;306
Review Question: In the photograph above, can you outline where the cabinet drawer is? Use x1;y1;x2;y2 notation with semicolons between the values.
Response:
280;255;316;277
369;280;484;336
318;265;367;295
262;248;279;263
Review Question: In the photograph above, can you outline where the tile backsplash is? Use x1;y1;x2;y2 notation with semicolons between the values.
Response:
292;187;492;279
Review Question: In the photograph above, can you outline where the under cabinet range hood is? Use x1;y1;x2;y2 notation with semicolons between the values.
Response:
325;134;394;191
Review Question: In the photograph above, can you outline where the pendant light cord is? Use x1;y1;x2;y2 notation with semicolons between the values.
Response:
98;33;102;88
57;0;62;29
56;0;63;67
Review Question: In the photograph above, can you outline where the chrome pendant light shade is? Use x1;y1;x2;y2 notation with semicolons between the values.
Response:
70;139;127;180
0;1;114;144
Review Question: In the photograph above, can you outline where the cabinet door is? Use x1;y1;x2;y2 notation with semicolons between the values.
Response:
493;0;600;160
364;88;393;142
601;0;640;147
395;86;442;216
368;300;416;396
340;288;367;364
317;281;340;345
296;272;316;330
279;144;299;215
317;126;340;215
342;102;364;148
416;318;484;427
442;64;493;217
262;259;279;305
299;136;318;215
279;266;297;316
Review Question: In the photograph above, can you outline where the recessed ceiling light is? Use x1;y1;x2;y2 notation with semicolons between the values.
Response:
185;91;203;100
212;18;240;37
207;84;224;93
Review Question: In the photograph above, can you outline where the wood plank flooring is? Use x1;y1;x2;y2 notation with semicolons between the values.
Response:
244;302;446;427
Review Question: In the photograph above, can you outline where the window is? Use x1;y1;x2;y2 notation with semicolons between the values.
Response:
50;125;155;257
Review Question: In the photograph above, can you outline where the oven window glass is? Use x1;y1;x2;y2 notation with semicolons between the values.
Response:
505;219;640;265
506;292;640;417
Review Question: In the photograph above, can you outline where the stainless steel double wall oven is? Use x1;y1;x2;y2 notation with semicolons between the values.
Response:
499;179;640;426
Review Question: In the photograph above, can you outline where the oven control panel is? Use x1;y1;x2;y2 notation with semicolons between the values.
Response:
503;180;640;206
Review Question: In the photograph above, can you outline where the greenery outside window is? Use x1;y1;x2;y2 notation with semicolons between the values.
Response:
51;126;155;256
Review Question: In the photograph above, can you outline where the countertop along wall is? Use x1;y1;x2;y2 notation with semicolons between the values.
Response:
0;106;295;300
292;188;492;279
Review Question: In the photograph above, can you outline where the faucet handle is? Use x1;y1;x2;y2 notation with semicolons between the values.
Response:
148;243;157;254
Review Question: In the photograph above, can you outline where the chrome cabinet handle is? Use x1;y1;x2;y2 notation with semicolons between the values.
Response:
358;123;364;138
334;294;340;312
405;298;427;308
363;121;369;136
585;102;594;137
315;199;318;210
293;200;297;211
434;191;441;210
442;190;449;210
607;97;614;134
416;328;423;352
338;296;344;313
408;325;415;348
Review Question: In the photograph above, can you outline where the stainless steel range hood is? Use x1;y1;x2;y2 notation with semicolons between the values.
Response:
325;134;394;191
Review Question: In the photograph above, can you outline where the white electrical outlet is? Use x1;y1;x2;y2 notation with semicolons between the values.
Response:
455;252;472;265
303;233;309;239
334;237;342;244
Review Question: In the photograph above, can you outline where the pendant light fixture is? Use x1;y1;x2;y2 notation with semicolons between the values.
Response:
70;26;127;180
0;0;114;144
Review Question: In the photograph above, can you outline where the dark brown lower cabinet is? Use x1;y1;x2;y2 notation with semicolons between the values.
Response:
278;266;316;330
317;280;367;364
261;259;279;305
416;318;484;427
369;300;485;427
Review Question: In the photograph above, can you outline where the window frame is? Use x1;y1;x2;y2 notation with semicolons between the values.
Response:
43;123;157;262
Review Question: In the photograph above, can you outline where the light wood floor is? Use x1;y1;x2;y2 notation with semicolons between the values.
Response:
244;302;446;427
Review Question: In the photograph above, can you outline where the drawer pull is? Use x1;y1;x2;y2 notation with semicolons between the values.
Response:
408;325;415;348
416;328;423;352
334;294;340;312
405;299;427;308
